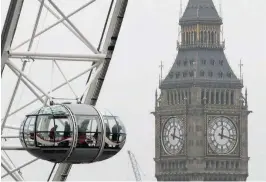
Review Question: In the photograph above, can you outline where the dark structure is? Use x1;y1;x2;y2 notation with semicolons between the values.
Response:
19;104;126;163
153;0;251;181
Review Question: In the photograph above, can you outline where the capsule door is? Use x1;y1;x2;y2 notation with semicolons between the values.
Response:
66;114;104;163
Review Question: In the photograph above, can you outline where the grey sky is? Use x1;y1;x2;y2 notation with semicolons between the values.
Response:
1;0;266;181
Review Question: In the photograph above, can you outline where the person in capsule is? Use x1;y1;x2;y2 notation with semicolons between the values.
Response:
94;123;111;148
112;124;122;145
49;124;58;141
64;121;71;138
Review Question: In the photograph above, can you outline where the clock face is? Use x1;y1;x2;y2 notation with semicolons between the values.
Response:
207;117;238;154
161;117;184;155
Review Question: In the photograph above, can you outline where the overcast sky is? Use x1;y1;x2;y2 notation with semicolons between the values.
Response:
1;0;266;181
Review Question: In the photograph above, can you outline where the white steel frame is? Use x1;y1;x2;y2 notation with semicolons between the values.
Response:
1;0;128;181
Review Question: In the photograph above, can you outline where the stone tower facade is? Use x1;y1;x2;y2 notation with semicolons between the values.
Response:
153;0;251;181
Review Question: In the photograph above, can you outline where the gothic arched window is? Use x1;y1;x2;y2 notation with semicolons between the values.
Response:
208;31;211;43
226;90;229;104
176;60;181;66
190;31;193;44
201;89;205;104
216;91;219;104
210;59;215;65
208;71;213;77
188;32;191;44
174;91;177;105
204;31;207;43
176;72;180;78
211;91;214;104
182;32;185;43
189;71;194;77
168;72;174;79
221;92;224;104
167;91;170;105
218;72;223;78
200;70;205;77
186;32;189;44
206;90;209;103
211;31;215;44
227;72;232;78
194;31;197;42
200;31;204;43
231;90;235;105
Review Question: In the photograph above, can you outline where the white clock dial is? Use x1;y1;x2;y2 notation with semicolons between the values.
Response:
207;116;238;154
161;117;184;155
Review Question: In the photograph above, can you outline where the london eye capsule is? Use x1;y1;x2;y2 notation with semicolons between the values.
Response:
19;104;126;164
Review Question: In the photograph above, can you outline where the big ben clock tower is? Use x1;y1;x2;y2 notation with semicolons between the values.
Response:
153;0;251;181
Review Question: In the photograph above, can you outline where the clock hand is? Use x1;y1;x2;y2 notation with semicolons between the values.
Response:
221;118;224;139
170;133;182;140
221;127;224;139
218;133;236;140
173;128;176;140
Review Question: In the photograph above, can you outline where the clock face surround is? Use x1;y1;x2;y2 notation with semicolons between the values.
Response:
207;116;238;155
161;117;184;155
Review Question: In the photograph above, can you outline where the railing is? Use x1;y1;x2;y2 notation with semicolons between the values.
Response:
177;41;225;49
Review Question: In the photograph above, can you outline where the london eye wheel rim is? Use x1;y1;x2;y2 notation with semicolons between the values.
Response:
1;0;129;180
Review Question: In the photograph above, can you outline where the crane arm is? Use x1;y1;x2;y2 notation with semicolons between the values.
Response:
128;150;142;181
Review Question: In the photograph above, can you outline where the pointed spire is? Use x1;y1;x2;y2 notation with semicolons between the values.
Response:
245;88;248;101
239;59;244;83
155;89;158;107
179;0;222;25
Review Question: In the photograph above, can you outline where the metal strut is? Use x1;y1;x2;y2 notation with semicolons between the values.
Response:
51;0;128;181
1;0;25;181
1;0;24;76
128;150;142;181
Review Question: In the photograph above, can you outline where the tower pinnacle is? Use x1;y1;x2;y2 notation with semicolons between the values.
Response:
179;0;222;25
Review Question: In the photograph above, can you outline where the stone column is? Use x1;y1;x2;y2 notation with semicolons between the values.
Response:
209;89;212;104
214;89;216;104
228;90;231;105
224;90;226;105
219;90;221;104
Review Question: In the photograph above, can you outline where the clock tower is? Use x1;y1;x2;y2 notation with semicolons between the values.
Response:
153;0;251;181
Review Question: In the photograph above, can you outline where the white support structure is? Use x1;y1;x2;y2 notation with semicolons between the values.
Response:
28;0;45;51
2;155;24;181
7;64;46;104
1;2;26;179
9;52;106;62
1;163;22;181
11;0;96;51
1;147;28;150
4;125;20;130
53;60;78;99
84;0;128;105
1;136;20;139
1;61;26;132
1;0;24;75
7;60;51;100
37;0;87;47
2;158;39;178
1;63;100;122
47;0;99;54
52;0;129;181
1;0;128;181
